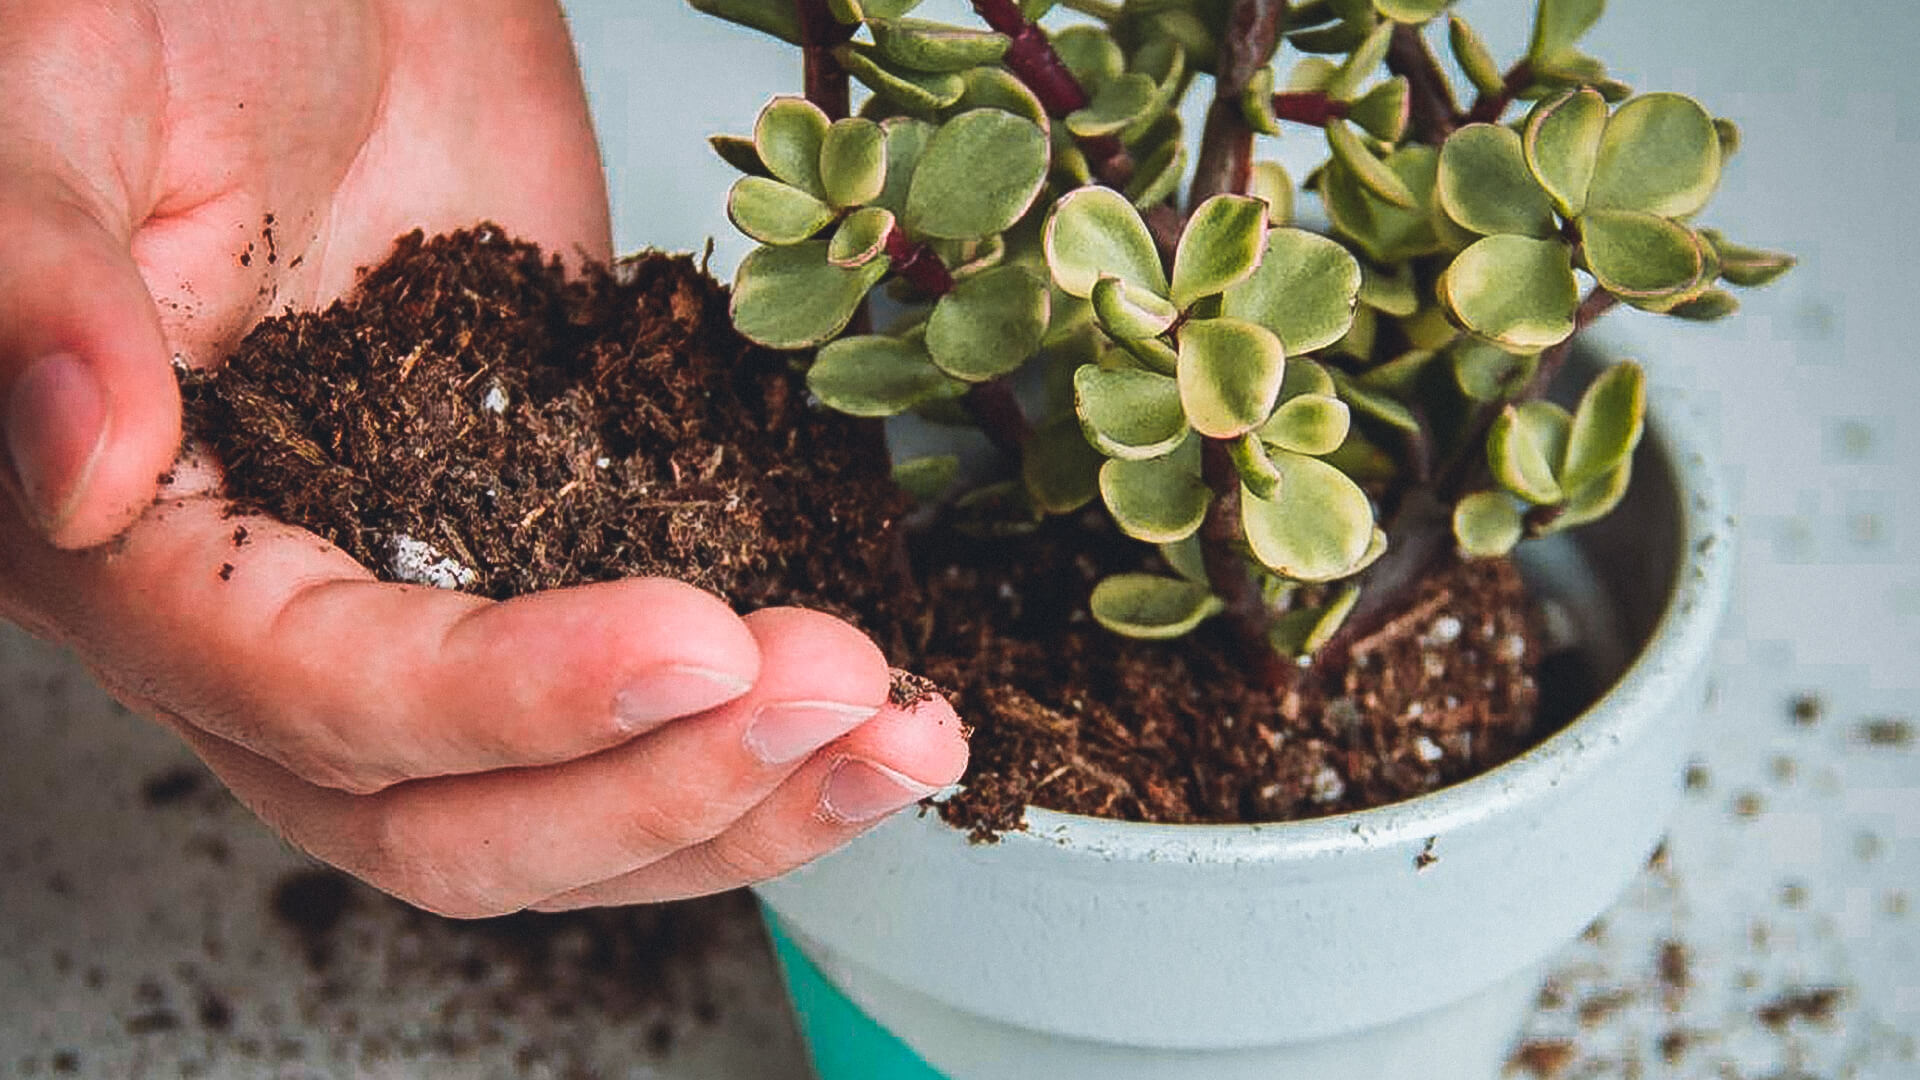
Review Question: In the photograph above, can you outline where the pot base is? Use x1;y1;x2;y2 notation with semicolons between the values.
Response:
766;909;1543;1080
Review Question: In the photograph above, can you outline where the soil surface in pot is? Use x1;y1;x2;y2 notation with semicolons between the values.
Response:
181;226;1553;840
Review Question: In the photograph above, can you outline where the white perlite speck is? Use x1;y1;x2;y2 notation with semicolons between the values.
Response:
1414;736;1445;763
1427;615;1463;645
480;383;510;414
384;535;478;591
1309;765;1347;804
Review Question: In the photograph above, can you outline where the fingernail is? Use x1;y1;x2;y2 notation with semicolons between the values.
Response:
819;758;937;824
4;354;108;531
614;665;752;732
744;700;878;765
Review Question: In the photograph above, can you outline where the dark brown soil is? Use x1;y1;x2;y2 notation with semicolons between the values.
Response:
181;225;1550;838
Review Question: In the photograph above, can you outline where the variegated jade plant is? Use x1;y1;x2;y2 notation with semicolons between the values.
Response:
692;0;1792;688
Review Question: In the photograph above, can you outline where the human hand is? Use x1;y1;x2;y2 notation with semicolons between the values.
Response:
0;0;967;916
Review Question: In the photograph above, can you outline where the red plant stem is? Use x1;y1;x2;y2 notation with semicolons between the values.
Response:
969;0;1134;186
796;0;856;119
1463;60;1533;126
1190;0;1289;205
1271;90;1349;127
880;225;1032;452
1386;23;1458;145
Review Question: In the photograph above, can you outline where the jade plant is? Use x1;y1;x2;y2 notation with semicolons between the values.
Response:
691;0;1793;688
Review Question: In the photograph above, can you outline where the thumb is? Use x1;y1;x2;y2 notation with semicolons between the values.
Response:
0;181;178;549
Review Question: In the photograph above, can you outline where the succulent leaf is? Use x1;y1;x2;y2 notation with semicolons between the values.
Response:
1093;275;1180;340
1330;370;1421;433
1280;357;1339;401
1099;438;1211;542
688;0;803;44
1438;235;1578;352
1023;415;1105;514
1248;162;1295;225
1450;339;1538;402
1231;434;1285;499
732;241;890;349
1453;490;1524;558
808;334;959;416
1699;229;1797;288
1348;77;1412;142
1527;0;1605;66
1177;318;1288;439
1551;456;1631;530
829;206;896;267
1075;366;1189;459
1220;228;1362;354
892;454;959;502
1068;73;1160;138
1438;124;1557;238
709;134;769;177
1522;88;1607;219
1561;360;1645;491
754;96;831;199
1586;93;1722;219
820;118;888;209
1448;15;1505;98
1358;262;1418;317
1261;393;1352;456
1320;145;1445;264
1667;289;1739;321
1044;186;1171;299
958;67;1050;130
873;117;934;216
839;44;967;111
1327;120;1417;209
727;177;836;245
925;264;1051;381
1269;584;1363;657
903;110;1049;241
1241;452;1377;582
1050;24;1125;90
1126;139;1189;211
1328;20;1395;101
1579;209;1708;304
1089;573;1224;640
868;18;1009;73
1373;0;1451;25
1487;400;1571;504
1171;195;1270;308
1159;536;1210;585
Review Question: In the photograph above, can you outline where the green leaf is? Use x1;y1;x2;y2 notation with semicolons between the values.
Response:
1328;20;1395;101
1320;145;1445;264
893;455;959;502
1438;235;1578;352
1050;25;1125;91
829;206;896;267
865;0;922;13
1700;229;1797;288
1280;357;1338;401
1075;366;1188;460
1126;138;1188;211
1093;275;1179;340
1260;393;1352;456
923;265;1050;382
1449;15;1505;98
1023;415;1104;514
1580;209;1708;304
807;334;958;416
1327;120;1416;209
1713;117;1741;159
1100;440;1210;543
1249;162;1295;226
1090;573;1224;640
1527;0;1605;66
727;177;836;246
1067;73;1159;139
1177;318;1287;439
1451;339;1538;402
688;0;802;44
904;110;1050;241
1116;335;1180;376
1438;124;1557;238
1453;491;1524;558
1356;348;1434;396
732;241;890;350
1044;186;1170;300
1552;457;1631;530
709;134;768;177
1242;67;1281;136
869;18;1009;73
873;117;934;217
1348;77;1411;142
1374;0;1450;24
1586;93;1722;219
1241;452;1377;582
1159;536;1209;585
1330;370;1420;433
1231;434;1285;499
1269;584;1363;657
820;118;888;209
1522;88;1607;219
957;67;1050;130
1357;262;1418;318
1171;195;1269;308
754;96;831;199
951;481;1043;538
839;44;966;112
1561;360;1645;492
1220;229;1362;354
1668;289;1739;321
1488;400;1571;504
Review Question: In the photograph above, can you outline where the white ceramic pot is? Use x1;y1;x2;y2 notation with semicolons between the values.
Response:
756;370;1732;1080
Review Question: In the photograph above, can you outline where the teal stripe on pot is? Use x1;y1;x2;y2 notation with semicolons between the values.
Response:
765;910;949;1079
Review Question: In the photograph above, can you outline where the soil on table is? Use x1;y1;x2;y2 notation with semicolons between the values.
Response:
181;225;1553;840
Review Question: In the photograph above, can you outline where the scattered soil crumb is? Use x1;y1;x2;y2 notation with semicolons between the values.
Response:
1733;790;1765;818
1657;1028;1694;1065
141;766;206;807
270;869;357;969
1684;761;1710;793
1790;694;1823;726
1755;986;1847;1032
1576;987;1635;1028
1657;940;1690;998
1507;1038;1577;1078
1855;716;1913;748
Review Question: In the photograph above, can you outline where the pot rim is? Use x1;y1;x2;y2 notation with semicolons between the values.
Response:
970;377;1733;867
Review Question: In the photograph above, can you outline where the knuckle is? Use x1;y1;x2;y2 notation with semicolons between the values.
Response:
612;798;718;862
696;834;790;889
355;802;512;920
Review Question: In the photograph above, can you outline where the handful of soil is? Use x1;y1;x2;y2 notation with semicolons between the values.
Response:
182;226;1549;839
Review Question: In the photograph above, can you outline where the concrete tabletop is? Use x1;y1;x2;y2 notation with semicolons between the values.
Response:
3;1;1915;1076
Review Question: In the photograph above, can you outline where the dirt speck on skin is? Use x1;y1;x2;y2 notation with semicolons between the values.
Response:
1507;1038;1577;1077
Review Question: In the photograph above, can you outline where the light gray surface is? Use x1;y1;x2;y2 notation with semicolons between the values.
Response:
4;0;1918;1076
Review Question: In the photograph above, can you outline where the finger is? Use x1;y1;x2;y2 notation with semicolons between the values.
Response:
0;177;178;548
163;609;892;917
1;491;761;793
533;695;970;909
